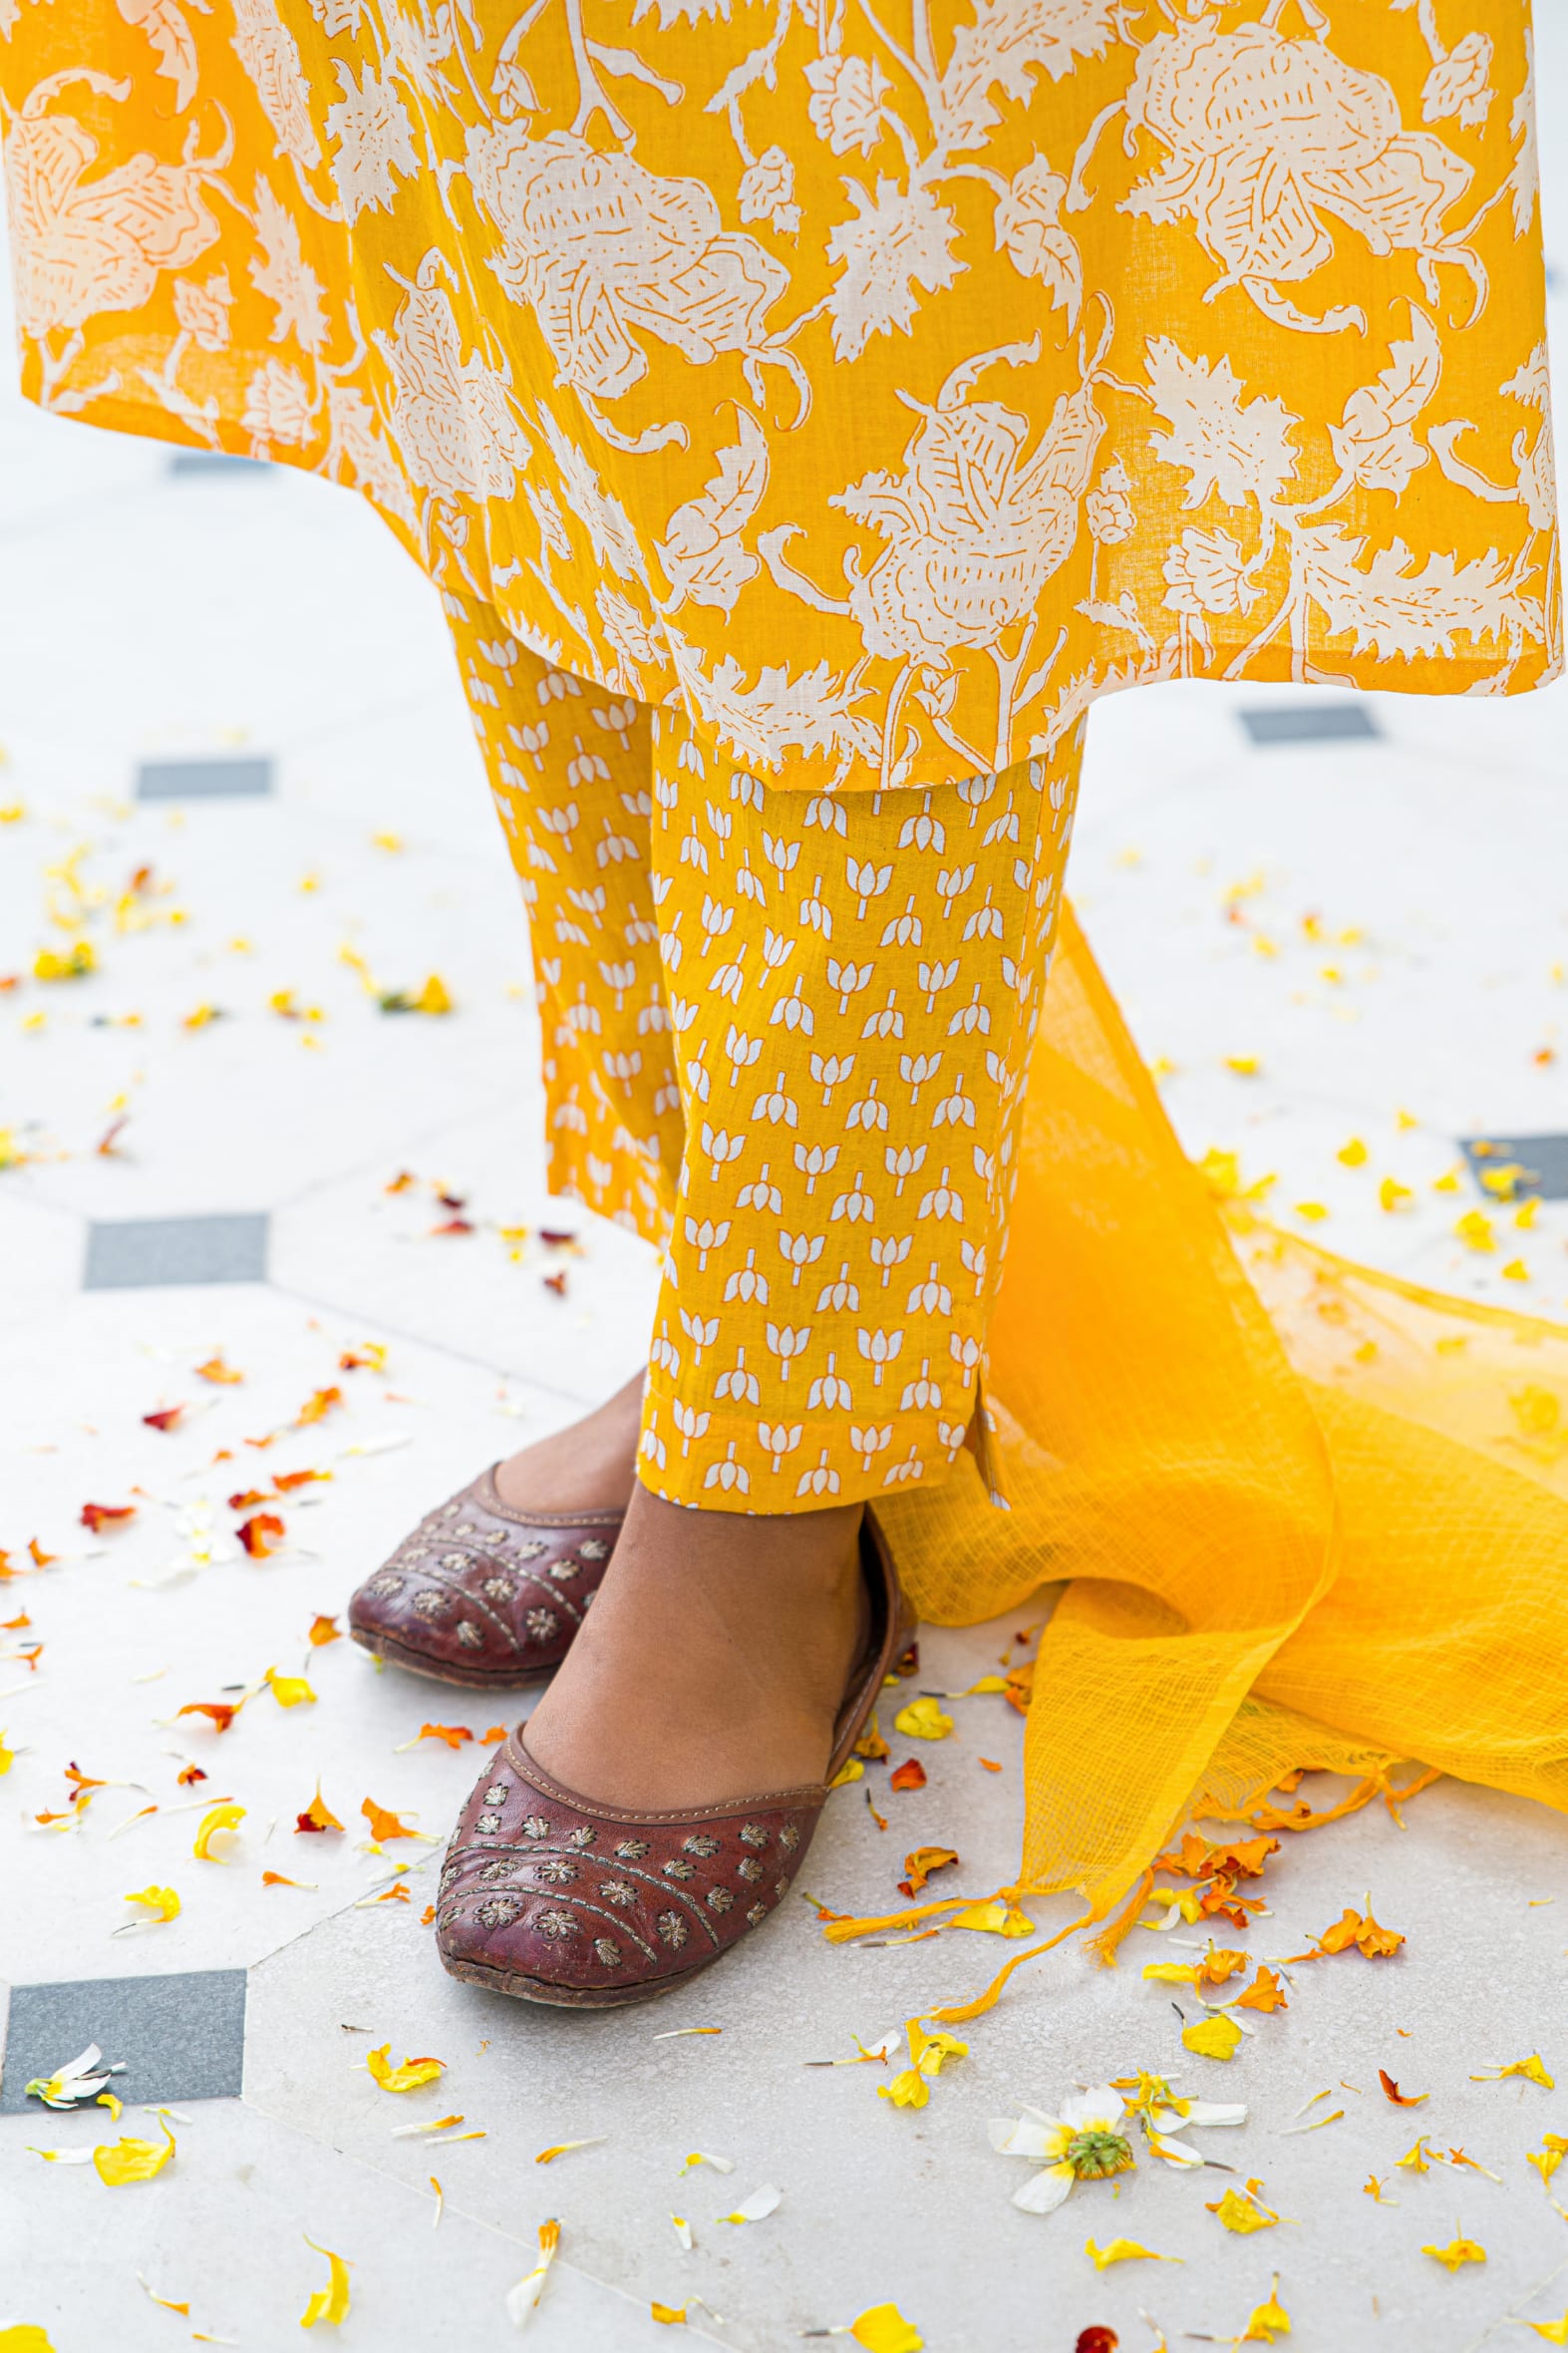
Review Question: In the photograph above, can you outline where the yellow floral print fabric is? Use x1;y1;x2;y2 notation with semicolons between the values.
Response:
1;0;1558;799
451;590;1080;1510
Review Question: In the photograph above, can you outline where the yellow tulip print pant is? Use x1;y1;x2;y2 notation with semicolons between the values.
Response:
448;593;1081;1513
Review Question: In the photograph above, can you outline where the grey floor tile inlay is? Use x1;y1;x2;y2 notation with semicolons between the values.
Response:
0;1970;247;2112
84;1212;270;1289
1240;702;1381;744
1461;1133;1568;1199
167;451;268;477
136;754;274;801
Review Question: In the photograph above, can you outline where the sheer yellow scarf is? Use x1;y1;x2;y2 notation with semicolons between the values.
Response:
881;904;1568;1920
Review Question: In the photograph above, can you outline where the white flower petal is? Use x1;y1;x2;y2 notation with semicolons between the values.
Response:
988;2114;1067;2160
721;2183;783;2224
1012;2163;1077;2214
1182;2100;1247;2129
1058;2087;1126;2134
1147;2132;1205;2168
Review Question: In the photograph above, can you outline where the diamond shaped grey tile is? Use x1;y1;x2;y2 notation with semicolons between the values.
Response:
84;1212;269;1288
1239;702;1381;744
0;1970;246;2111
136;754;274;801
167;450;269;477
1460;1134;1568;1199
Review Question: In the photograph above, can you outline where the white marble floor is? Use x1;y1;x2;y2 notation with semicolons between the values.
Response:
5;31;1568;2351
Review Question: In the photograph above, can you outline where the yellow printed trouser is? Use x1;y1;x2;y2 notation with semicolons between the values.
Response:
448;596;1082;1513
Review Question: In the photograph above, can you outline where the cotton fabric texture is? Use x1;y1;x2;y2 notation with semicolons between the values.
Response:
449;589;1083;1511
1;0;1558;791
4;0;1566;1921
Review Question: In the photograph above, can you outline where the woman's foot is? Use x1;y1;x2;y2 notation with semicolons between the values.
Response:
434;1505;908;2006
492;1368;645;1514
520;1483;868;1810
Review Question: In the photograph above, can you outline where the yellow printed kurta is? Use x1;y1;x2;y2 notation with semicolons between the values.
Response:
1;0;1558;799
450;589;1079;1508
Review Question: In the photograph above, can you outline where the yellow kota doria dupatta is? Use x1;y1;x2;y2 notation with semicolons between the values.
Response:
881;903;1568;1923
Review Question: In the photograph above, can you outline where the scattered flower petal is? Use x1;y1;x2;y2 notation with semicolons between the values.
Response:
192;1803;245;1861
718;2185;783;2224
366;2046;445;2095
1182;2015;1242;2062
95;2118;175;2185
1086;2238;1180;2269
299;2238;352;2328
296;1787;345;1834
123;1884;180;1923
849;2307;924;2351
1471;2054;1554;2087
504;2220;560;2331
893;1698;952;1741
1422;2236;1485;2270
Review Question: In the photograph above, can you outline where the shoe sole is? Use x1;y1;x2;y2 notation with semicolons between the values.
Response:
349;1624;556;1691
439;1942;730;2010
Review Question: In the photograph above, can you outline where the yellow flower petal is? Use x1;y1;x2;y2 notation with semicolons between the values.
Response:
1454;1209;1496;1252
1379;1177;1412;1212
907;2021;967;2073
1181;2014;1243;2062
877;2068;929;2109
829;1756;865;1787
892;1697;952;1741
1422;2236;1486;2271
192;1802;245;1861
851;2305;924;2351
1242;2277;1292;2342
1337;1138;1369;1167
534;2138;605;2164
265;1668;317;1708
0;2331;58;2352
503;2221;560;2328
948;1900;1036;1937
1206;2188;1275;2233
1086;2238;1179;2269
1527;2313;1568;2343
651;2304;687;2327
365;2045;446;2095
0;1730;15;1776
1141;1963;1199;1988
94;2119;175;2186
1472;2054;1554;2088
300;2238;352;2328
124;1884;180;1923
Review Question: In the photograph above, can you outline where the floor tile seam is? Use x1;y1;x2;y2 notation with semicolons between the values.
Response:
233;2088;739;2345
261;1273;602;1409
236;1085;549;1221
8;1080;516;1234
